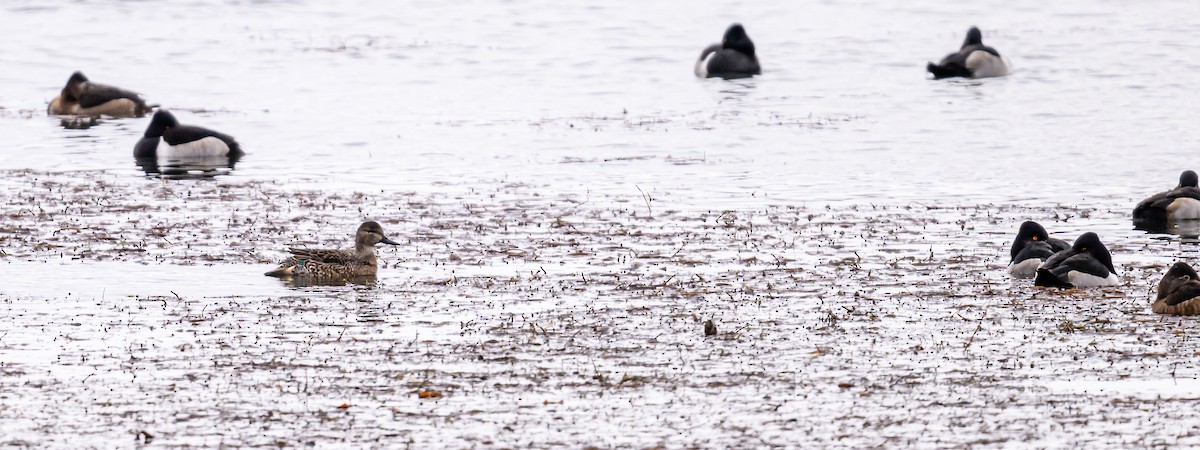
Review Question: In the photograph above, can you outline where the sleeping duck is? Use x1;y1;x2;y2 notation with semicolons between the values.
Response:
1153;262;1200;315
1133;170;1200;229
927;27;1012;79
1007;221;1071;278
695;23;761;79
48;71;152;117
134;110;243;159
1033;232;1119;288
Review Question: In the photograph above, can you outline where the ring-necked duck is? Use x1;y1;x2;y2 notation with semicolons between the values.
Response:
695;24;761;79
48;71;151;117
1033;232;1119;288
927;27;1012;79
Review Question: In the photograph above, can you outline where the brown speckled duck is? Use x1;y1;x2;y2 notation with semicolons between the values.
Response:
1154;262;1200;316
48;71;151;117
265;221;400;279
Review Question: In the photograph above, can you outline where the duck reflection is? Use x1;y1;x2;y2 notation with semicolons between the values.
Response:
1136;220;1200;242
276;275;379;289
136;153;241;179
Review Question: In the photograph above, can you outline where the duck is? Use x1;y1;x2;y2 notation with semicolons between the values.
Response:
1007;221;1070;278
695;23;761;79
47;71;152;117
1133;170;1200;229
134;110;243;159
1153;262;1200;315
1033;232;1119;288
265;221;401;279
926;27;1012;79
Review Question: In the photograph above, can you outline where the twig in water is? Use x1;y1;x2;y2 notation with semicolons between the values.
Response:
670;240;689;258
635;185;652;217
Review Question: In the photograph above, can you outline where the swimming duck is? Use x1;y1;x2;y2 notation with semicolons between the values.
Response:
1153;262;1200;315
695;23;761;79
926;27;1012;79
134;110;243;158
1033;232;1119;288
1133;170;1200;229
1007;221;1070;278
265;221;401;279
47;71;152;117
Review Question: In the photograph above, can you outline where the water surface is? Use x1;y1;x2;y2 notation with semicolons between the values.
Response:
3;0;1200;448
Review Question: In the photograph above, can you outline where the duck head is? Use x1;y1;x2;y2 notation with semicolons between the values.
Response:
64;71;89;100
1179;170;1198;188
962;27;983;48
722;23;756;58
1011;221;1050;260
356;221;401;248
143;110;179;138
1165;261;1199;281
1072;232;1117;275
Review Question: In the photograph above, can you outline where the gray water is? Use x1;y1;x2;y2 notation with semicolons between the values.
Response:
4;0;1200;448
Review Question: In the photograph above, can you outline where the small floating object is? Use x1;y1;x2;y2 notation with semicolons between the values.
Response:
59;116;99;130
1133;170;1200;230
1033;232;1119;288
265;221;401;279
418;390;443;399
926;27;1012;79
703;319;717;336
694;23;761;79
1007;221;1070;279
48;71;152;117
1154;262;1200;315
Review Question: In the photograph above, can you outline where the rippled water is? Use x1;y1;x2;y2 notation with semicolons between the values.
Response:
4;0;1200;448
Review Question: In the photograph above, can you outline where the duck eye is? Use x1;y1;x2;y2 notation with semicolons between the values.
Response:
1080;247;1087;251
1032;236;1038;241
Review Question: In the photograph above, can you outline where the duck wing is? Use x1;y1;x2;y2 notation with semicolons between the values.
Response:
79;82;147;109
1159;275;1200;304
164;125;241;152
1040;248;1072;270
1047;237;1071;253
1166;186;1200;200
1053;253;1112;279
1012;241;1056;264
964;44;1001;58
287;247;357;265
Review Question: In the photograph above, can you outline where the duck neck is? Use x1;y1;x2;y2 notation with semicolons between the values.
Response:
354;236;378;259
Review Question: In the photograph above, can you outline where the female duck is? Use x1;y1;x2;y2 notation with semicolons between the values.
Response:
265;221;401;279
1154;262;1200;315
134;110;243;158
48;71;151;117
1007;221;1070;278
1133;170;1200;228
1033;232;1119;288
927;27;1012;79
695;23;761;79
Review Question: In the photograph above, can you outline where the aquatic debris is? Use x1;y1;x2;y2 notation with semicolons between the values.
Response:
60;116;98;129
418;390;443;399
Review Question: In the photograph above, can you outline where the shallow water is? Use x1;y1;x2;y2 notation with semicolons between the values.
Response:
4;0;1200;448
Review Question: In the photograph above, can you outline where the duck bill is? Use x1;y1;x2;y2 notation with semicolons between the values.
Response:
379;236;401;246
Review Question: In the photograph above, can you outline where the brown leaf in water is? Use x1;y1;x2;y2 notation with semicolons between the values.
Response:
418;390;443;399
